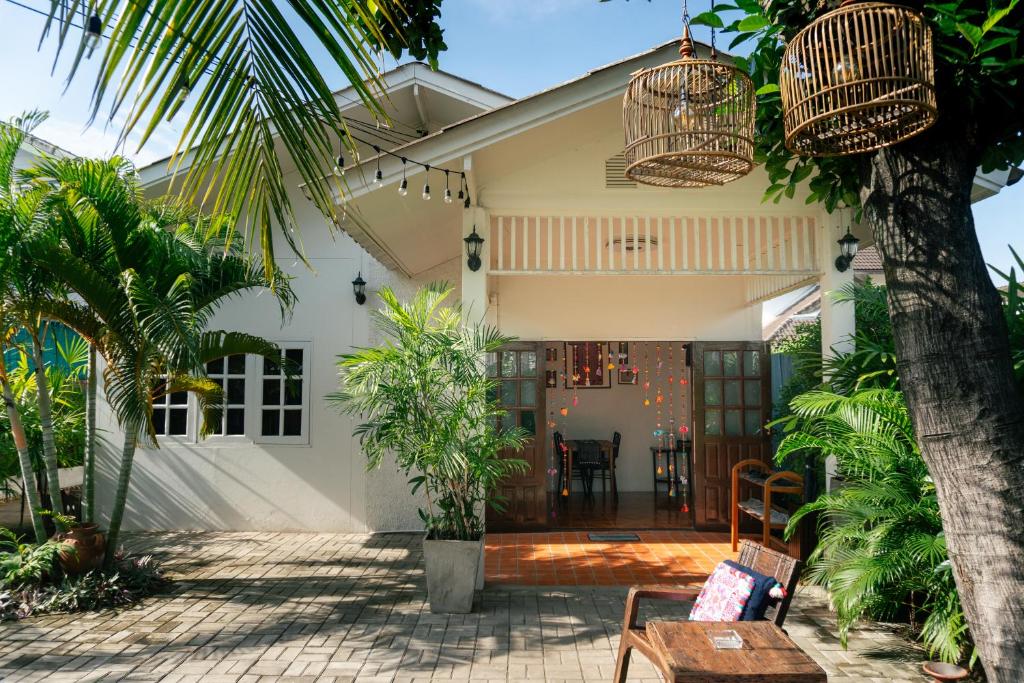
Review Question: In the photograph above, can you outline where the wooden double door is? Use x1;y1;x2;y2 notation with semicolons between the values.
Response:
691;342;773;530
485;342;548;530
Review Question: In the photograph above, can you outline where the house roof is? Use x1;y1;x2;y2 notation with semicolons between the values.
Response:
764;287;822;342
851;245;882;272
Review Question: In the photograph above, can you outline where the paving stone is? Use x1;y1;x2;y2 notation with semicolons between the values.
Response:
0;532;930;681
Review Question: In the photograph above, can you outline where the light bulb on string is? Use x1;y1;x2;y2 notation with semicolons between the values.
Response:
333;139;345;176
398;158;408;196
85;13;102;58
458;173;465;200
373;146;383;187
421;165;431;200
443;171;453;204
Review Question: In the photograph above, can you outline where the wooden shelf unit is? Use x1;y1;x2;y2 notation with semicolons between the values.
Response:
730;459;804;555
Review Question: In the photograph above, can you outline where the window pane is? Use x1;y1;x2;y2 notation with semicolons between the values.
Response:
262;379;281;406
285;348;304;375
501;380;517;407
744;350;761;377
152;409;166;435
228;354;246;374
226;408;245;435
705;409;722;436
724;380;741;406
744;380;762;406
261;410;280;436
501;351;517;377
723;351;740;377
725;409;742;436
745;410;763;436
704;350;722;376
282;410;302;436
520;380;537;407
168;408;188;435
520;410;536;436
284;379;302;406
520;351;537;377
486;352;498;377
263;355;280;376
169;391;188;405
206;358;224;374
227;379;245;404
704;380;722;406
486;382;498;404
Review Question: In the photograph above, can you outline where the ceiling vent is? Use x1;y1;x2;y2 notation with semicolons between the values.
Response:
605;153;637;189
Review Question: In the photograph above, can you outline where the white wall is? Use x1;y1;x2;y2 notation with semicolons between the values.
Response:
94;180;462;533
491;275;761;341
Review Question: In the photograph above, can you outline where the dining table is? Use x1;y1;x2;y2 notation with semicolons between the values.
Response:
562;439;616;497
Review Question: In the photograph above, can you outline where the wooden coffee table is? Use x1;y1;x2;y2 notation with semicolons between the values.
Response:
645;621;826;682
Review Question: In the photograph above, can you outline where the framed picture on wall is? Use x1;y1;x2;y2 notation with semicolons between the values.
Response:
545;370;558;388
564;342;611;389
545;346;558;362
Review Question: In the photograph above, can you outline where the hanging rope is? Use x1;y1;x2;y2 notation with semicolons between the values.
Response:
710;0;718;58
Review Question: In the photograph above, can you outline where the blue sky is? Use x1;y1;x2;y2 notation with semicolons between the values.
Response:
0;0;1019;279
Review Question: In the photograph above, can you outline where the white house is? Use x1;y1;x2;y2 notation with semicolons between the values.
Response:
96;41;1013;536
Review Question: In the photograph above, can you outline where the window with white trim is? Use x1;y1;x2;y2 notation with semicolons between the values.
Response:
256;343;310;444
152;381;190;437
205;354;247;436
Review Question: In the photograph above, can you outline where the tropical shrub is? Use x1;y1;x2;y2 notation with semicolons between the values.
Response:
990;246;1024;393
774;389;969;664
330;284;528;541
0;526;165;620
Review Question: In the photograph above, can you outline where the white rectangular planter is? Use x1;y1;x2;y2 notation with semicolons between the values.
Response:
422;536;483;613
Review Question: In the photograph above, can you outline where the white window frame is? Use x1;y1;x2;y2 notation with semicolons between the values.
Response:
151;380;197;444
200;352;250;441
253;341;312;446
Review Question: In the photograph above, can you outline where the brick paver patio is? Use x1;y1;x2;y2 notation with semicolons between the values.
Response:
0;532;929;682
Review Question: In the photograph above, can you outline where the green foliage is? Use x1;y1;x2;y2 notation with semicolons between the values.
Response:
36;0;449;277
989;246;1024;391
330;284;529;541
24;553;166;616
0;527;65;588
698;0;1024;210
0;335;88;494
774;389;970;664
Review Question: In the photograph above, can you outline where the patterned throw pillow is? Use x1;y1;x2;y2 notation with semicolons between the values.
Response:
688;562;756;622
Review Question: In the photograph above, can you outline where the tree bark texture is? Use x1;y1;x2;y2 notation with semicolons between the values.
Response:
30;329;65;515
82;343;97;523
104;428;137;566
0;356;47;543
862;122;1024;680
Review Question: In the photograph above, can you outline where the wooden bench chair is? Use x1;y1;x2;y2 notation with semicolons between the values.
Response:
613;540;802;683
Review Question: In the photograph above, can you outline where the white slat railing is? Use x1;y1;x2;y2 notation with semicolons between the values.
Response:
489;214;819;276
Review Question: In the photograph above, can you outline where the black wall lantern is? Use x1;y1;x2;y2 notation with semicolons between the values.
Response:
464;226;484;272
352;272;367;305
835;229;860;272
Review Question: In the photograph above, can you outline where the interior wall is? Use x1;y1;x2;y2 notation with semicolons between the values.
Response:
542;341;692;492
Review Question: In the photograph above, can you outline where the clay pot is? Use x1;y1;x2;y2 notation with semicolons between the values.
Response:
922;662;969;683
56;523;106;575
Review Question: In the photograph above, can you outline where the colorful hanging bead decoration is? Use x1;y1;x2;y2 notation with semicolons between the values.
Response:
668;345;676;436
608;341;617;371
560;439;570;497
583;342;591;387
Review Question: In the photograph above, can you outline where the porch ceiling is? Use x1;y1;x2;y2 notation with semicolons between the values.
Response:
343;168;463;276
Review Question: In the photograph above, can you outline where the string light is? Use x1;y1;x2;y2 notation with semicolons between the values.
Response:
398;158;408;196
373;146;383;186
333;141;345;176
443;171;453;204
421;165;431;200
85;12;102;58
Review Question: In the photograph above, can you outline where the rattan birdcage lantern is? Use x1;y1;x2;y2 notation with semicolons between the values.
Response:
780;2;937;157
623;27;756;188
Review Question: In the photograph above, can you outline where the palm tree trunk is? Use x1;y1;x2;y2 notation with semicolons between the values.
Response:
862;119;1024;680
0;354;46;543
104;427;137;566
82;343;97;523
30;327;64;515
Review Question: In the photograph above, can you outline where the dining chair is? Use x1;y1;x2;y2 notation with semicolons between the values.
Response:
594;431;620;497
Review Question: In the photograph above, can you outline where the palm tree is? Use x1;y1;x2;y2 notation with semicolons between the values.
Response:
0;112;51;542
37;0;446;276
26;155;294;559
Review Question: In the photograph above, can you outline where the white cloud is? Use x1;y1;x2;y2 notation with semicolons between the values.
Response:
34;113;180;167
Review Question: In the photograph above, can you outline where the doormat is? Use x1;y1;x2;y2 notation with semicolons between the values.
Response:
588;532;641;542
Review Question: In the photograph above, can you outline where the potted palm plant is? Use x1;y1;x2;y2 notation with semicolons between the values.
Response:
330;284;527;613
